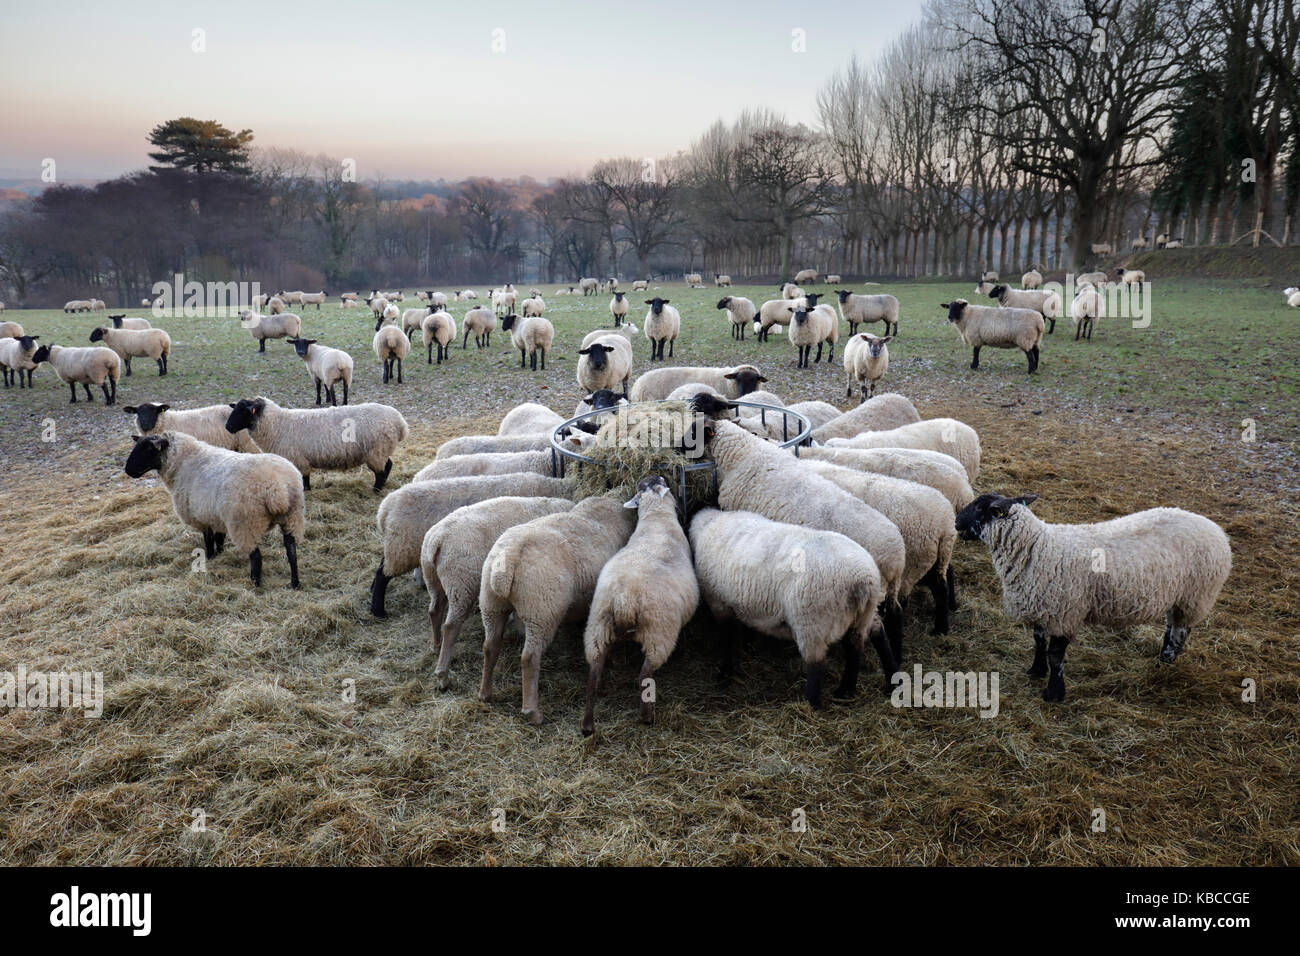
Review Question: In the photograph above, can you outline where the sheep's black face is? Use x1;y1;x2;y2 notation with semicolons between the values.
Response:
955;493;1039;541
724;367;766;396
288;338;315;358
225;398;263;433
989;285;1007;299
124;401;168;432
579;344;611;370
792;309;810;325
835;289;852;303
89;327;106;342
501;314;517;331
585;388;620;411
109;314;126;327
613;292;625;302
864;336;890;358
645;298;668;314
689;392;736;417
941;301;967;323
17;334;38;353
804;293;821;307
30;344;50;363
124;434;168;478
716;297;731;310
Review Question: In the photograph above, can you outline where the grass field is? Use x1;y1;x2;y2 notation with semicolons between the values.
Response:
1;278;1297;865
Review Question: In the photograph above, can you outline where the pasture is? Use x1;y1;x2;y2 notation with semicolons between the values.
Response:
0;277;1297;865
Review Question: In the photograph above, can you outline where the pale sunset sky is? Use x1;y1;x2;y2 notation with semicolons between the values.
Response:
0;0;923;182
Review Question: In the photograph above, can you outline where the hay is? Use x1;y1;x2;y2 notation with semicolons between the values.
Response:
570;401;717;510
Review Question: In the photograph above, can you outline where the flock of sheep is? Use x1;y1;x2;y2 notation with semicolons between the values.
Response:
3;268;1240;733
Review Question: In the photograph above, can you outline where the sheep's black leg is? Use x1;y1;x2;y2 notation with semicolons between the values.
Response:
1087;321;1094;341
539;347;545;370
214;532;225;554
884;601;904;666
668;339;674;358
1043;635;1069;701
827;343;834;362
259;338;267;353
485;331;491;347
157;356;164;375
396;358;402;383
69;382;77;403
869;626;897;695
1;368;9;387
520;348;526;369
1048;317;1056;334
1074;321;1082;341
203;529;216;560
946;565;957;610
341;380;348;405
833;629;863;700
924;566;950;635
373;459;392;492
284;533;300;589
314;377;322;405
427;343;433;364
814;343;823;364
369;561;390;618
1031;345;1040;373
462;328;470;349
124;357;132;377
970;346;980;370
84;383;95;403
804;659;826;709
302;474;310;490
249;547;263;587
1028;626;1048;677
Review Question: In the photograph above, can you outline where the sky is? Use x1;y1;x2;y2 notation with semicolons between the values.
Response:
0;0;923;183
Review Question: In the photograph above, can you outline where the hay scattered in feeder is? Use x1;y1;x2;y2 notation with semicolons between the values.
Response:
571;401;716;509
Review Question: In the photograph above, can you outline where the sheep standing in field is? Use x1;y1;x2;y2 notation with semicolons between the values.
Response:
685;272;703;288
501;313;555;371
367;294;389;325
462;306;497;349
1090;242;1112;256
521;295;546;318
47;344;120;404
377;302;401;331
124;401;260;453
427;291;449;311
789;305;832;368
1130;236;1149;251
422;496;576;689
643;298;681;360
421;310;456;364
279;290;305;307
1022;269;1043;289
956;493;1232;701
240;309;301;352
288;337;353;405
577;332;634;397
825;273;842;284
1076;271;1107;286
632;279;649;292
1070;284;1104;341
806;293;840;360
628;364;765;402
781;282;803;300
835;290;899;336
714;273;732;287
492;288;518;316
1284;287;1300;308
810;392;920;442
266;296;286;315
401;307;428;338
89;325;171;376
755;298;795;340
108;314;151;330
124;432;305;588
373;325;410;384
478;494;637;725
942;299;1044;374
716;295;756;340
609;291;630;327
690;508;890;705
1117;268;1145;285
300;291;327;310
824;417;981;483
0;321;22;338
581;476;699;735
987;283;1061;334
579;277;599;296
63;300;90;313
225;396;407;492
794;268;819;285
0;335;45;388
843;332;890;401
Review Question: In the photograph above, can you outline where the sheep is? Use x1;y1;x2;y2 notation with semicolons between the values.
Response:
628;364;766;402
703;418;907;652
89;325;171;376
1164;238;1184;249
579;277;599;296
287;337;353;406
1117;268;1145;285
824;417;981;483
825;274;842;284
384;290;405;302
372;325;410;385
756;298;796;340
266;296;286;315
794;268;818;285
685;272;703;288
433;432;553;461
1285;287;1300;308
1022;270;1044;289
606;277;619;292
462;306;497;349
1076;271;1107;286
107;314;151;330
715;295;757;340
843;332;891;401
124;432;305;588
89;298;106;312
377;302;401;331
578;332;634;397
300;291;327;310
224;395;407;491
428;291;449;310
789;305;825;369
340;292;359;303
987;284;1061;335
799;445;974;511
835;290;900;336
47;344;120;404
1090;242;1113;256
1070;284;1104;341
421;310;456;364
457;289;478;300
632;280;649;292
608;291;631;327
781;282;803;300
785;400;842;432
581;476;699;735
521;295;546;318
414;449;552;482
422;496;576;688
0;321;22;338
252;293;270;309
809;393;921;442
401;307;428;337
642;298;681;361
0;335;44;388
555;288;571;296
955;493;1232;701
478;494;637;725
1130;236;1149;251
492;288;518;315
713;273;732;287
501;313;555;371
124;401;261;453
239;309;301;352
498;403;564;436
690;508;891;705
570;388;628;422
941;299;1044;374
279;290;305;306
367;294;389;323
63;300;91;313
801;460;959;635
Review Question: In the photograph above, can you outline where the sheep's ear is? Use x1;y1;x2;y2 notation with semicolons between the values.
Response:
757;376;767;383
229;403;237;409
1012;493;1039;508
939;302;950;308
644;299;654;305
123;406;137;414
578;347;591;355
130;434;142;441
622;493;640;509
723;371;736;379
881;336;892;344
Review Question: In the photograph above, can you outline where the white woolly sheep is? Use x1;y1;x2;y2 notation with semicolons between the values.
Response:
107;314;151;331
498;403;564;436
1284;287;1300;308
579;277;599;296
0;321;22;338
279;290;305;306
628;363;766;402
1130;236;1149;251
799;445;973;511
521;295;546;318
843;332;890;401
1070;285;1104;341
690;508;891;705
421;310;456;364
755;298;796;340
427;291;449;310
300;291;326;310
266;296;286;315
714;273;732;287
1022;270;1044;289
810;392;921;442
478;494;637;724
0;335;44;388
124;401;260;453
225;395;407;491
1090;243;1112;256
643;298;681;361
609;291;630;327
785;400;841;431
501;313;555;371
47;344;120;404
378;303;401;330
373;325;410;384
577;332;634;397
433;432;553;461
715;295;757;341
89;325;171;376
632;280;649;292
1076;271;1107;286
1117;268;1145;285
781;282;803;300
414;449;552;482
835;290;900;336
401;307;428;337
685;273;703;288
794;268;818;284
240;309;301;351
987;284;1061;334
956;493;1232;701
824;274;842;285
941;299;1044;374
581;476;699;734
287;337;353;405
462;306;497;349
124;432;305;588
825;417;981;483
492;288;518;315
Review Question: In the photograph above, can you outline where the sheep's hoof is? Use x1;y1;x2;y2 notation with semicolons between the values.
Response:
1042;678;1066;702
435;671;451;691
522;708;544;726
1027;663;1047;678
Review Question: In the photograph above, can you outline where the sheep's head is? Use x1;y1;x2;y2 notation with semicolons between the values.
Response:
624;475;672;509
804;293;821;307
792;308;810;325
17;333;39;352
583;388;623;411
287;338;316;358
988;284;1008;300
124;434;169;478
123;401;170;432
578;343;614;370
723;365;766;396
225;397;266;433
859;333;891;357
89;327;107;343
955;493;1039;542
645;298;669;314
613;292;625;302
689;392;737;419
109;314;127;327
716;297;732;310
500;314;517;332
30;343;50;363
835;289;852;303
941;300;969;323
